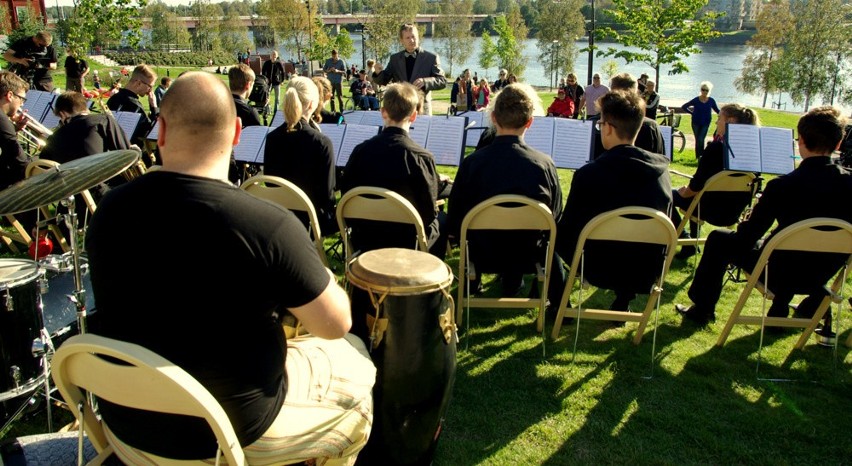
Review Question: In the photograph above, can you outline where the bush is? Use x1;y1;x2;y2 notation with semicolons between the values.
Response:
105;50;236;67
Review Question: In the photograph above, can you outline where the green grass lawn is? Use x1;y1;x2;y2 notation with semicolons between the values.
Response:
5;64;849;465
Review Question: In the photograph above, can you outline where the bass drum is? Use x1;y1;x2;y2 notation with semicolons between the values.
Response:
38;254;96;348
0;259;46;403
347;248;457;466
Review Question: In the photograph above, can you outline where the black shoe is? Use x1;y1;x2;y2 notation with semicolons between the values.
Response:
675;303;715;325
675;246;697;260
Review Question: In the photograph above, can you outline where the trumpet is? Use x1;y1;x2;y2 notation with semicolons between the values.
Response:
16;109;53;155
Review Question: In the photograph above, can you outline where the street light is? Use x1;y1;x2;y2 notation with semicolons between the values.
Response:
305;0;313;75
551;40;559;91
587;0;595;85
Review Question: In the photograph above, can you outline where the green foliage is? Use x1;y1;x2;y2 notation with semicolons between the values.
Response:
8;1;46;45
487;10;527;78
106;50;235;67
534;0;585;87
66;0;147;52
191;0;223;52
735;0;793;108
478;31;497;77
309;29;356;65
597;0;722;91
363;0;421;62
219;8;253;54
434;0;475;78
259;0;312;61
146;1;192;51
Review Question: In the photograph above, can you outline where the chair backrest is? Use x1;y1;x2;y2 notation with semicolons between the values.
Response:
336;186;427;263
26;158;97;215
568;206;678;286
677;170;756;235
460;194;556;236
241;174;328;266
51;334;246;466
752;218;852;272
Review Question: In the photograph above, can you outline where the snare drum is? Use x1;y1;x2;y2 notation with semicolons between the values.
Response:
38;254;96;348
347;248;457;466
0;259;46;402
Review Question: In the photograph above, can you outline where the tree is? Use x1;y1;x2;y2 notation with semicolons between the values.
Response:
145;1;190;51
781;0;847;110
307;21;355;65
484;7;528;78
260;0;313;61
8;1;44;45
434;0;475;78
362;0;421;63
472;0;496;15
734;0;793;107
478;30;497;78
65;0;147;52
220;8;253;54
534;0;585;88
597;0;722;91
191;0;222;52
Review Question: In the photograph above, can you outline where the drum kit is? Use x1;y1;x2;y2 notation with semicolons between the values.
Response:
0;150;140;432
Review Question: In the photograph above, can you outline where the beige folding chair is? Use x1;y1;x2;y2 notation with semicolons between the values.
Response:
716;218;852;356
336;186;428;264
457;195;556;352
676;170;757;249
24;159;82;253
51;333;245;466
241;174;328;266
27;158;98;216
0;215;33;254
551;207;677;372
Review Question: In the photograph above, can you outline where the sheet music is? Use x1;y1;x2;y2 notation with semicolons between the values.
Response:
40;111;61;132
342;110;364;125
147;120;161;140
269;110;285;128
659;125;673;161
234;125;269;164
319;123;347;162
524;117;555;156
113;112;142;140
357;110;384;128
408;114;431;148
23;90;54;122
552;118;593;170
725;124;762;172
759;127;795;175
425;116;466;166
461;111;484;147
337;124;379;167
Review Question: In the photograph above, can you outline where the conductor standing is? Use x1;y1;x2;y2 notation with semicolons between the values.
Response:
372;23;446;116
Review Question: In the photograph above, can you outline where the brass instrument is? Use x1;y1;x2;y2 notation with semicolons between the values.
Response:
93;96;152;181
16;109;53;157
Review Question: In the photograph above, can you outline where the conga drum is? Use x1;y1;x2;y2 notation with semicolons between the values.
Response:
347;248;457;466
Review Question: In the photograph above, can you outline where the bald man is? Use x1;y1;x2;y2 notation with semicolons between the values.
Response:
86;72;375;464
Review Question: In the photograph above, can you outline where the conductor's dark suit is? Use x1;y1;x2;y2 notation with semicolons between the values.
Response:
372;47;447;115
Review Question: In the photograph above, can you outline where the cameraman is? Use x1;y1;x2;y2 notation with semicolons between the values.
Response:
3;31;58;92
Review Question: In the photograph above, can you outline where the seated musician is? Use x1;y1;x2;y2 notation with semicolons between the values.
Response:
670;103;759;259
556;90;672;312
263;76;338;234
0;72;30;192
350;69;380;110
446;83;564;301
339;82;446;258
228;64;262;128
591;73;665;160
106;65;158;152
85;72;375;464
676;106;852;326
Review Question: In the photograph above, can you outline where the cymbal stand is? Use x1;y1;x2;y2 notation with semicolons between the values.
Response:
60;195;88;335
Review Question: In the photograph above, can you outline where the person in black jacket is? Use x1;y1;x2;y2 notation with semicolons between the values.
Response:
591;73;665;160
229;64;262;128
106;65;158;149
676;106;852;325
262;50;286;117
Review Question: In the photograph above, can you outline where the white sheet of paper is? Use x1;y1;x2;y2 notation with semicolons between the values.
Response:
114;112;142;140
426;116;466;166
269;110;285;128
659;125;673;161
552;118;593;170
337;124;380;167
23;90;54;122
319;123;347;164
759;127;795;175
234;126;269;164
342;110;364;125
725;124;762;172
524;116;555;156
40;111;61;132
461;111;484;147
408;114;431;148
358;110;384;128
146;120;161;141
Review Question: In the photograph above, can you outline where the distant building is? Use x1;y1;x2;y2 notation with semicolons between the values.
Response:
705;0;762;31
3;0;48;28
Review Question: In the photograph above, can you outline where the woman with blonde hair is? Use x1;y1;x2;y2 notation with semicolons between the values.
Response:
264;76;338;233
311;75;342;124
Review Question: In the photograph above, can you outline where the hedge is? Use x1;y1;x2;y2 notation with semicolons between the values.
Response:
105;51;239;67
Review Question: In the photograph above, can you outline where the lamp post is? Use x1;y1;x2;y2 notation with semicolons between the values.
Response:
551;40;559;91
305;0;313;76
349;0;353;15
361;29;367;70
587;0;595;85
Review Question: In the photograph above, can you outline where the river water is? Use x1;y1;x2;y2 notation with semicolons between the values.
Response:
260;35;850;114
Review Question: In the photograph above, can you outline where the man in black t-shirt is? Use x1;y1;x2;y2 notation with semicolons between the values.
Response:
63;49;89;92
107;64;158;151
86;72;374;463
3;31;57;91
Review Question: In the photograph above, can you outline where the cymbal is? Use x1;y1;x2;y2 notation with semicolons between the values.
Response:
0;150;141;215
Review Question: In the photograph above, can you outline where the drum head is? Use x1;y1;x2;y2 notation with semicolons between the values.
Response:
347;248;453;296
0;259;40;288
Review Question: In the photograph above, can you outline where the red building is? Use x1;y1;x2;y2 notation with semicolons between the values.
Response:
3;0;48;28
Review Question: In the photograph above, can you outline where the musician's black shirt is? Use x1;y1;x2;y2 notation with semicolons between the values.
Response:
233;94;262;128
63;56;88;78
0;111;27;190
39;113;132;165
